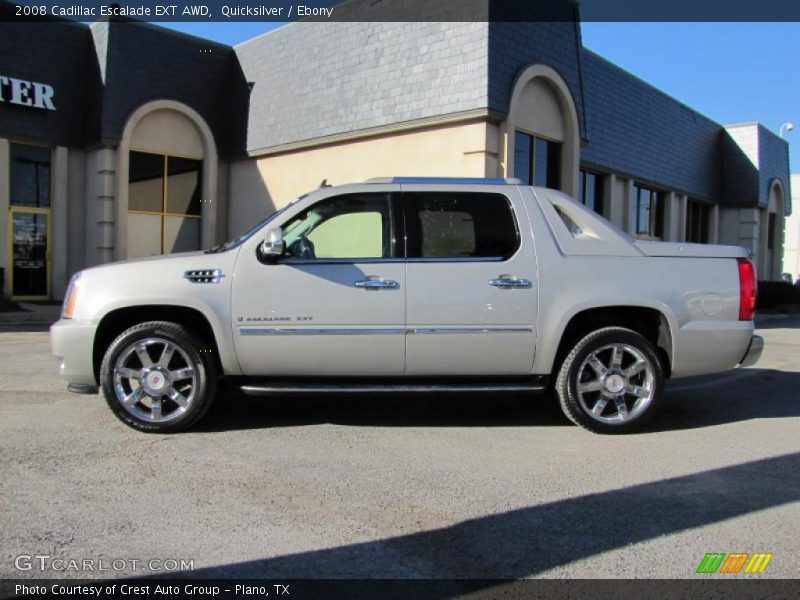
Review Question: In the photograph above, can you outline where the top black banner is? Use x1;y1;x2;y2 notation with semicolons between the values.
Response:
3;0;800;22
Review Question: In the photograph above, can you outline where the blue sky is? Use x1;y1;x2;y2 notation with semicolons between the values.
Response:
160;22;799;173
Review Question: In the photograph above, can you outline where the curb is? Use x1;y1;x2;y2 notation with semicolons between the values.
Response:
755;313;800;323
755;313;800;322
0;313;56;325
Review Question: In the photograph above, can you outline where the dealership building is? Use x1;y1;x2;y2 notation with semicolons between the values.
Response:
0;0;791;299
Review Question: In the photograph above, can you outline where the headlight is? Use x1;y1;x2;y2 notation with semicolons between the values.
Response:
62;272;82;319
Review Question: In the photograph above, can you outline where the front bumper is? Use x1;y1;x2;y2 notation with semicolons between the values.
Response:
739;335;764;368
50;318;97;387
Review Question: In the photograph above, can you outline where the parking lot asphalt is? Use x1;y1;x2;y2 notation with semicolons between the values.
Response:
0;320;798;580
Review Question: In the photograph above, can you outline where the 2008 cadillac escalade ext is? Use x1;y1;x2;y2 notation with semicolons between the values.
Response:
51;178;763;434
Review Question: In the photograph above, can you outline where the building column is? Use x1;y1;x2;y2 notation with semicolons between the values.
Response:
678;195;688;242
84;148;117;266
602;173;615;222
51;146;69;299
0;139;9;296
622;178;634;233
709;204;719;244
663;192;680;241
66;149;87;277
607;176;630;232
216;161;229;246
737;208;761;265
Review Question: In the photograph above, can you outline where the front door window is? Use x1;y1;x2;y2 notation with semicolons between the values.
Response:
281;193;394;260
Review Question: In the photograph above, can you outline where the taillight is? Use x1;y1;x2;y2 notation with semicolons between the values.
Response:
737;258;757;321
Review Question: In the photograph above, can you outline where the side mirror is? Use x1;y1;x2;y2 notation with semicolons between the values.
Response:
260;228;285;258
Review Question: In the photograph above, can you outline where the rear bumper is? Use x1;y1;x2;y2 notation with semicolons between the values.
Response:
671;320;755;378
738;335;764;368
50;318;97;387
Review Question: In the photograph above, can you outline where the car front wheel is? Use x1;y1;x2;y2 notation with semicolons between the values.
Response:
100;321;217;433
555;326;664;434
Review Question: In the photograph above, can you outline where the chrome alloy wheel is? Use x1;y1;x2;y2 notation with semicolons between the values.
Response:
575;343;655;424
113;337;198;423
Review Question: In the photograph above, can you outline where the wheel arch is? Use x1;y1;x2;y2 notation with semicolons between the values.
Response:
550;305;674;379
93;305;224;384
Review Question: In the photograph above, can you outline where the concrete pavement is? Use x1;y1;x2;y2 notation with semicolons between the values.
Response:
0;320;798;579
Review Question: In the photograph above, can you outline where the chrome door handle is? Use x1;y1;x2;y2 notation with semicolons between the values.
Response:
489;277;533;289
354;278;399;290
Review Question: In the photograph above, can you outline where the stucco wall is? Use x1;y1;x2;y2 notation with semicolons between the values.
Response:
227;120;495;238
781;174;800;280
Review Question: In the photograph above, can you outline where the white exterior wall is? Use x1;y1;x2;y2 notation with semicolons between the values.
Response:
782;173;800;281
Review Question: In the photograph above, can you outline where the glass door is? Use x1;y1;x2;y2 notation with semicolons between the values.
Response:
7;143;52;299
8;208;50;299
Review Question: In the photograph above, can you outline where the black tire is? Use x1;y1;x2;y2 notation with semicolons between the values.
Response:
555;327;664;434
100;321;218;433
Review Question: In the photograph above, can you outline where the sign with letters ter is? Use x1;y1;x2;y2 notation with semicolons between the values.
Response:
0;75;56;111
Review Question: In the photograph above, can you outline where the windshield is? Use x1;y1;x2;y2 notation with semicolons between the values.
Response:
205;196;303;253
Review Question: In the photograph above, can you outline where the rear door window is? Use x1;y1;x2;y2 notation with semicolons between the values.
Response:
404;192;519;260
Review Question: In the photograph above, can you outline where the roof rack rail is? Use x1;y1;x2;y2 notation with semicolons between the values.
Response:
364;177;523;185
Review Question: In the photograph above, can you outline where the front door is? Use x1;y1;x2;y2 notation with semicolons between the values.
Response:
8;208;50;299
232;189;406;376
403;188;538;375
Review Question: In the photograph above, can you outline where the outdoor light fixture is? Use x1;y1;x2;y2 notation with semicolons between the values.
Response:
779;122;795;138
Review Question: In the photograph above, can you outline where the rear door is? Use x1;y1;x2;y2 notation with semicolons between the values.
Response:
402;185;538;375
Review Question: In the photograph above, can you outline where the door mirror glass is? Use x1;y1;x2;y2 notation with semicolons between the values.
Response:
260;228;285;257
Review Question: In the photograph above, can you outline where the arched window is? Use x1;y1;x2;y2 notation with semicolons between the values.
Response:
117;101;218;261
504;65;580;197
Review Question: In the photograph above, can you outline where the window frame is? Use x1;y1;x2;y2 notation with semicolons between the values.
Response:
630;183;665;240
514;129;562;190
402;191;521;263
127;148;203;256
578;169;605;216
275;192;403;264
685;198;712;244
9;141;52;209
7;141;53;299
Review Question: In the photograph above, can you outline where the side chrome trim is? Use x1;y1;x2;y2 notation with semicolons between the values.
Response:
240;328;406;336
239;327;534;336
408;327;534;335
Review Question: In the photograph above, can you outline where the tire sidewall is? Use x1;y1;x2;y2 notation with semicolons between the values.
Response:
557;327;665;434
100;321;217;433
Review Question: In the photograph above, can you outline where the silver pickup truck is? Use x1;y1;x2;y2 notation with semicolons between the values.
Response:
51;178;763;434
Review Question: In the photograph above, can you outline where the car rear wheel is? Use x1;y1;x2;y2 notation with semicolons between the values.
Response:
555;327;664;434
100;321;217;433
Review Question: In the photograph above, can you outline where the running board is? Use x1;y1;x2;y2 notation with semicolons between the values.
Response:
240;381;547;396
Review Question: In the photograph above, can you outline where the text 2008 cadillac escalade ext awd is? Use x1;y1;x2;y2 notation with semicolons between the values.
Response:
51;178;763;434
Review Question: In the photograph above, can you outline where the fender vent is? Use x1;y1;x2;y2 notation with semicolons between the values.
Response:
184;269;224;284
